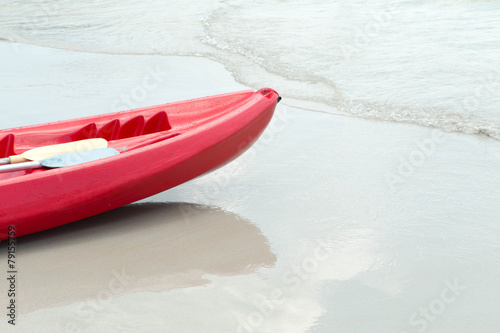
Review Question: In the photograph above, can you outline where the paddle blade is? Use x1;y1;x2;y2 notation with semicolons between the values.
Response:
41;148;119;168
22;138;108;161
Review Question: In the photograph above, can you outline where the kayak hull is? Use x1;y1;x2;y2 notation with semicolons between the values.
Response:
0;88;279;239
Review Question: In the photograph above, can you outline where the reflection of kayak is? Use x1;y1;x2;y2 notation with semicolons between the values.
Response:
0;88;280;239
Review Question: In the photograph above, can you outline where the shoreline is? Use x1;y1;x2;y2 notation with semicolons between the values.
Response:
2;40;499;143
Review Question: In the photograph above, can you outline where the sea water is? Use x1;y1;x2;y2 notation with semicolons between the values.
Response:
1;0;499;139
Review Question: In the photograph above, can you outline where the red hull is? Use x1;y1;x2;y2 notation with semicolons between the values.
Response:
0;88;279;239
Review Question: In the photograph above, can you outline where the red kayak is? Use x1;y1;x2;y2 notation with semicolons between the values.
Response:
0;88;279;239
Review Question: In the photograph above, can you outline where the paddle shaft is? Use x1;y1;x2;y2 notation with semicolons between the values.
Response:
0;161;41;174
0;155;29;165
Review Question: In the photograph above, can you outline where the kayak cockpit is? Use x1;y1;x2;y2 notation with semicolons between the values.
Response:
0;110;178;182
1;110;172;154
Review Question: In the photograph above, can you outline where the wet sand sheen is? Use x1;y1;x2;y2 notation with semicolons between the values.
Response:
12;203;276;314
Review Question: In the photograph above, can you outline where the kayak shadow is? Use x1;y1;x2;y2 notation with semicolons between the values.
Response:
9;202;276;314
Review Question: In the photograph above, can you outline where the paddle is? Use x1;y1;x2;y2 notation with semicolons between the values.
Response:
0;138;108;165
0;148;119;174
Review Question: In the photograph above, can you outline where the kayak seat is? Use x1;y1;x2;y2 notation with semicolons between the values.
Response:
143;111;171;135
0;134;15;158
97;119;120;141
118;116;145;139
70;123;97;141
95;111;171;141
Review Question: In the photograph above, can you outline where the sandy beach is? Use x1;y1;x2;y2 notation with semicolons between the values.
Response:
1;11;500;333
